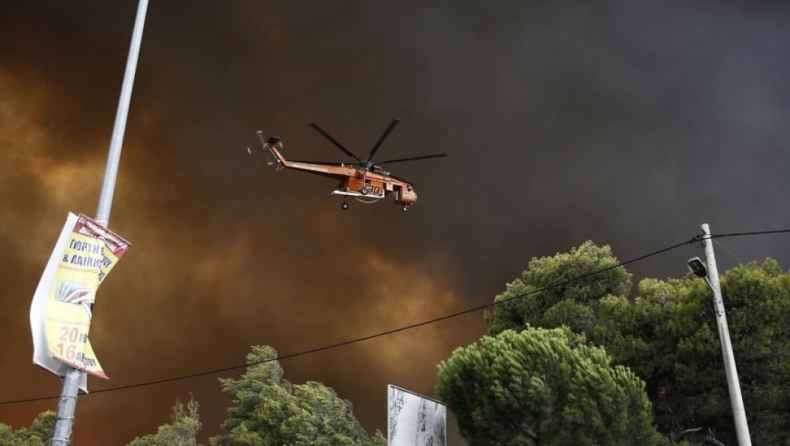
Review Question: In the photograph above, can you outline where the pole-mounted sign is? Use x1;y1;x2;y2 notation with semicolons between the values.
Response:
30;213;131;391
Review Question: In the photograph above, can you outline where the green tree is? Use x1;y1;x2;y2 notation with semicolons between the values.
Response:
486;241;632;337
211;345;384;446
127;396;203;446
0;410;55;445
594;259;790;445
483;240;790;444
436;326;656;446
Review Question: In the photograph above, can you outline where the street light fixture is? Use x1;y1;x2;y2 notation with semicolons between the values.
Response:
688;224;751;446
686;257;707;278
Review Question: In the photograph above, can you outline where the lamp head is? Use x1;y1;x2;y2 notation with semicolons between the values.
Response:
687;257;707;278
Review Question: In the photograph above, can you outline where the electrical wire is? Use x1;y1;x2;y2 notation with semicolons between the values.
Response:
714;240;744;265
2;228;787;406
709;229;790;239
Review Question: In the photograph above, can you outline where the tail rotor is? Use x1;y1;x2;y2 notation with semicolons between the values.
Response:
247;130;281;165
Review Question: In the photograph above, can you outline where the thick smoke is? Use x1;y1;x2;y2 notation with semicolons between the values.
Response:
1;1;789;444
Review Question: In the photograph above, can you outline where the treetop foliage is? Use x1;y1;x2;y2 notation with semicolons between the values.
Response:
0;411;55;446
210;345;385;446
486;241;632;337
7;346;386;446
127;396;203;446
437;326;656;446
484;241;790;445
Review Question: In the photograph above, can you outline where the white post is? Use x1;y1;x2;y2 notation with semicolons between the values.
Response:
50;1;148;444
701;223;751;446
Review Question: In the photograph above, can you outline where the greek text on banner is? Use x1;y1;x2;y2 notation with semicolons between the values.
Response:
30;213;131;390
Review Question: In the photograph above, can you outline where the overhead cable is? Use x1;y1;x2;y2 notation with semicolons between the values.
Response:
3;228;788;406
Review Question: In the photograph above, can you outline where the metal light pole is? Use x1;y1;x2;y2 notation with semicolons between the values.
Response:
50;1;148;444
690;223;751;446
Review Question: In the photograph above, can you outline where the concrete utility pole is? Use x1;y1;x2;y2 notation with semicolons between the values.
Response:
700;223;752;446
50;1;148;444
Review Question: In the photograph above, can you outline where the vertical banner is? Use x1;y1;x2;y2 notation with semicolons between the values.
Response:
30;213;131;391
387;384;446;446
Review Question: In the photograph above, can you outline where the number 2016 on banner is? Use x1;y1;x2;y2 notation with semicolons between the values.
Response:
56;327;87;360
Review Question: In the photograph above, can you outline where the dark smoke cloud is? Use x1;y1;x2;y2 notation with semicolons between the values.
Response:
2;1;790;444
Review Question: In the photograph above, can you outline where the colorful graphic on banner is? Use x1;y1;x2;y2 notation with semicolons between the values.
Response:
30;213;131;388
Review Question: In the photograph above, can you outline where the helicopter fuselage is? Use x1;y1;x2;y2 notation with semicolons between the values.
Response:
266;144;418;207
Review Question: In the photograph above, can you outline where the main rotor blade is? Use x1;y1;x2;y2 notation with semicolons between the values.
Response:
309;122;363;163
366;118;400;163
288;159;349;166
376;153;447;165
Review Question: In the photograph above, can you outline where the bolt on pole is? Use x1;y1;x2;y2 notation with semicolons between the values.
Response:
700;223;751;446
50;1;148;444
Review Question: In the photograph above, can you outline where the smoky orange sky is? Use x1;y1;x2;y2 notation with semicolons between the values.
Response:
2;1;790;445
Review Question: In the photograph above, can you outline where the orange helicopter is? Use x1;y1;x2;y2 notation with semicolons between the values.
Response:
248;119;446;211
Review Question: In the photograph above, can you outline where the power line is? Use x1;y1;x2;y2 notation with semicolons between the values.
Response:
696;229;790;262
709;229;790;239
714;240;744;265
3;229;788;406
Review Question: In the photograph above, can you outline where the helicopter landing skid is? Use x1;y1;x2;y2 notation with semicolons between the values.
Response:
331;189;384;199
